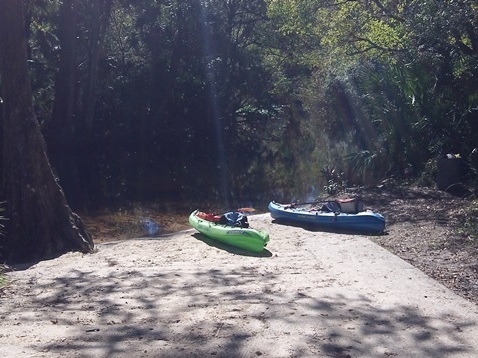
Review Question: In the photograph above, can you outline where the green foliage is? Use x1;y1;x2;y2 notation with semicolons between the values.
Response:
415;158;438;187
344;150;385;186
321;166;347;195
316;0;411;68
354;62;436;178
268;0;478;189
310;54;478;186
8;0;478;209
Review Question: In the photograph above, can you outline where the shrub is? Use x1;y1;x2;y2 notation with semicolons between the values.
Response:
321;166;347;195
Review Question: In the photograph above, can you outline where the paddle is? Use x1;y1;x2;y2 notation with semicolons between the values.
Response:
237;207;255;213
282;200;325;207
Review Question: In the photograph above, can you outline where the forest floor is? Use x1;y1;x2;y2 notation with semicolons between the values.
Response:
352;184;478;306
82;183;478;306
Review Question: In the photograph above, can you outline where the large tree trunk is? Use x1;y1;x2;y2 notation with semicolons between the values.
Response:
83;0;113;130
0;0;94;264
74;0;113;209
47;0;82;208
51;0;78;133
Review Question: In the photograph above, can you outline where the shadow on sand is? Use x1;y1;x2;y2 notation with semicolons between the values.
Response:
192;233;273;257
271;219;388;236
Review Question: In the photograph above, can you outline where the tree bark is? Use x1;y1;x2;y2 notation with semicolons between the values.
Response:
83;0;113;130
0;0;94;263
46;0;82;207
51;0;78;134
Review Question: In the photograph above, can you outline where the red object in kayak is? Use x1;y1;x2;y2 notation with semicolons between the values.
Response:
196;212;221;222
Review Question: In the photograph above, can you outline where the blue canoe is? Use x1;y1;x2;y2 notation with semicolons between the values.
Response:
268;201;385;233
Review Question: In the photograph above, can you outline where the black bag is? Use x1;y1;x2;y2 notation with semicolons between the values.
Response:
321;201;341;213
219;211;249;228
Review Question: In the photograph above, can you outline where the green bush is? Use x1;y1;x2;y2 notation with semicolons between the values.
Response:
415;158;438;187
321;166;347;195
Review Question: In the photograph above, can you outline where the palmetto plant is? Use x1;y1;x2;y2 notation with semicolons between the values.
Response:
344;149;384;185
352;61;443;179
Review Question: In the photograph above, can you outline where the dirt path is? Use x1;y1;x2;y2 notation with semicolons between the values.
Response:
1;214;478;357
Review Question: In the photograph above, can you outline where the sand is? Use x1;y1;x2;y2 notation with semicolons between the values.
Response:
1;213;478;358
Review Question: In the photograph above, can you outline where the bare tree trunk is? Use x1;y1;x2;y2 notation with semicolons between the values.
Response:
0;0;94;263
83;0;113;130
46;0;83;207
51;0;78;134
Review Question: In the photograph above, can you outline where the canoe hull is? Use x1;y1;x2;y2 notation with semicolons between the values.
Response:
268;201;385;233
189;210;269;252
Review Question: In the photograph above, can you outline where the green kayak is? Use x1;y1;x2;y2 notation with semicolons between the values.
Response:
189;210;269;252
